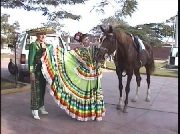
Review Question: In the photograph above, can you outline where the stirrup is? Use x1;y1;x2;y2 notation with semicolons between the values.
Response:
32;110;40;120
39;106;48;115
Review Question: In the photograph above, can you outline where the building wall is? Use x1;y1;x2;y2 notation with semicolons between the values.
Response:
152;47;171;60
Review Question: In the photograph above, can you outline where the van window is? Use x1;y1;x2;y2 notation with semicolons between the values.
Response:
25;35;64;50
25;35;36;50
45;36;64;47
17;34;25;49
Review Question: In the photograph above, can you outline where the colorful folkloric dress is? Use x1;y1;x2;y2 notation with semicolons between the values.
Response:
41;45;105;121
28;41;47;110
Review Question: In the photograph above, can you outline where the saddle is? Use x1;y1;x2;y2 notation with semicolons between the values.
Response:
133;36;145;52
130;34;146;67
126;33;146;52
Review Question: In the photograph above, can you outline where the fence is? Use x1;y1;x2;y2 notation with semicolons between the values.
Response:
152;47;171;60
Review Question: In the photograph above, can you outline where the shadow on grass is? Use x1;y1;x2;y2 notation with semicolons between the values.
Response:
1;78;26;90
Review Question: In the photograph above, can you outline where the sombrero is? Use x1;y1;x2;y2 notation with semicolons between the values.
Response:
26;27;56;36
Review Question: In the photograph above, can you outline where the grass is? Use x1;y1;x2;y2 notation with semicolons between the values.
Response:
1;54;10;59
1;78;25;90
103;61;178;78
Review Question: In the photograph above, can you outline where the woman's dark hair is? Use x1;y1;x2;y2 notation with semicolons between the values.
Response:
74;32;88;42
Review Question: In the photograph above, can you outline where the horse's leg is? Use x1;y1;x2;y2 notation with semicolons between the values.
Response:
123;71;133;113
116;66;123;110
132;68;142;102
145;65;151;102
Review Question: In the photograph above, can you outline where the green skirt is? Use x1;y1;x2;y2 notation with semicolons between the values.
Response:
41;45;105;121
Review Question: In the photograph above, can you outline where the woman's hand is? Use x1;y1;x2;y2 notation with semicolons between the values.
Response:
30;73;35;82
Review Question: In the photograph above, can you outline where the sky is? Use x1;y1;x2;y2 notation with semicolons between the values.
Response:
1;0;178;36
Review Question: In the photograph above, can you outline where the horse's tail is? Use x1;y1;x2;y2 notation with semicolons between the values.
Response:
149;50;155;74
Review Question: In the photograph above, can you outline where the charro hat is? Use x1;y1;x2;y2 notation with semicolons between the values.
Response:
26;27;56;36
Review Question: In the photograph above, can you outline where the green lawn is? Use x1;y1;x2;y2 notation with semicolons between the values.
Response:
1;78;25;90
1;54;10;59
103;61;178;78
1;78;17;90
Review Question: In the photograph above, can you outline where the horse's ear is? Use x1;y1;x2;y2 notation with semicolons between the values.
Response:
109;25;113;33
100;25;105;33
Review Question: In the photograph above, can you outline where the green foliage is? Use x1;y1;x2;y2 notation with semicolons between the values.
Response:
91;0;138;19
1;36;7;45
115;24;163;46
91;14;175;47
42;19;70;42
101;16;129;27
1;13;20;47
89;25;102;36
1;0;138;21
1;13;20;34
42;20;65;33
89;17;129;35
1;0;86;20
136;23;174;40
115;0;138;19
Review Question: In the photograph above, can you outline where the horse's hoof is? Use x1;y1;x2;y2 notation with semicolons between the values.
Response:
123;107;128;113
131;98;137;102
116;105;121;110
116;105;123;110
145;98;150;102
116;105;120;110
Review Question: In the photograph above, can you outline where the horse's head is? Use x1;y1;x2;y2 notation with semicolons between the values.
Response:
95;25;116;66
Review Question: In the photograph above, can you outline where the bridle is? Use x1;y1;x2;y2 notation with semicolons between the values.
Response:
97;33;116;62
96;31;127;77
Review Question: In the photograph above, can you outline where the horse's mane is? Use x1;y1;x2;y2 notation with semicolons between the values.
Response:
113;29;134;46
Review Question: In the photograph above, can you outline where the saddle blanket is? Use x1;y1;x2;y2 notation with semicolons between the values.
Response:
131;35;145;51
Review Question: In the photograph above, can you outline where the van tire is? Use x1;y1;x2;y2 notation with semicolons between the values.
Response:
8;62;17;75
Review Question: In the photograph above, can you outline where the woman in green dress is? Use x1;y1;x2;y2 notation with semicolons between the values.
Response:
28;31;49;120
41;32;105;121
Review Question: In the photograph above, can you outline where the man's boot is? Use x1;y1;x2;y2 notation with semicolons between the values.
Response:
39;106;48;115
32;110;40;120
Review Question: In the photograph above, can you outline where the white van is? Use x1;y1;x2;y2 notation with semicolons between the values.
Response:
8;32;66;81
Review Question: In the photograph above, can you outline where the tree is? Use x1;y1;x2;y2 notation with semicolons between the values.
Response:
136;22;174;42
1;13;21;47
1;13;10;34
101;16;129;27
115;24;163;46
1;13;20;34
42;20;65;33
1;34;7;47
89;16;129;35
165;15;177;40
1;0;138;21
41;19;71;42
90;22;163;46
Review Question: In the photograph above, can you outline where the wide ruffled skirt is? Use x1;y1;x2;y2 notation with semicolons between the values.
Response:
41;45;105;121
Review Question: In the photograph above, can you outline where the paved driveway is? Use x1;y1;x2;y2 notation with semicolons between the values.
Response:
1;59;178;134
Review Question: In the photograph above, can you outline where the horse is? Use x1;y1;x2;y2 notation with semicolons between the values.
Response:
95;25;155;113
